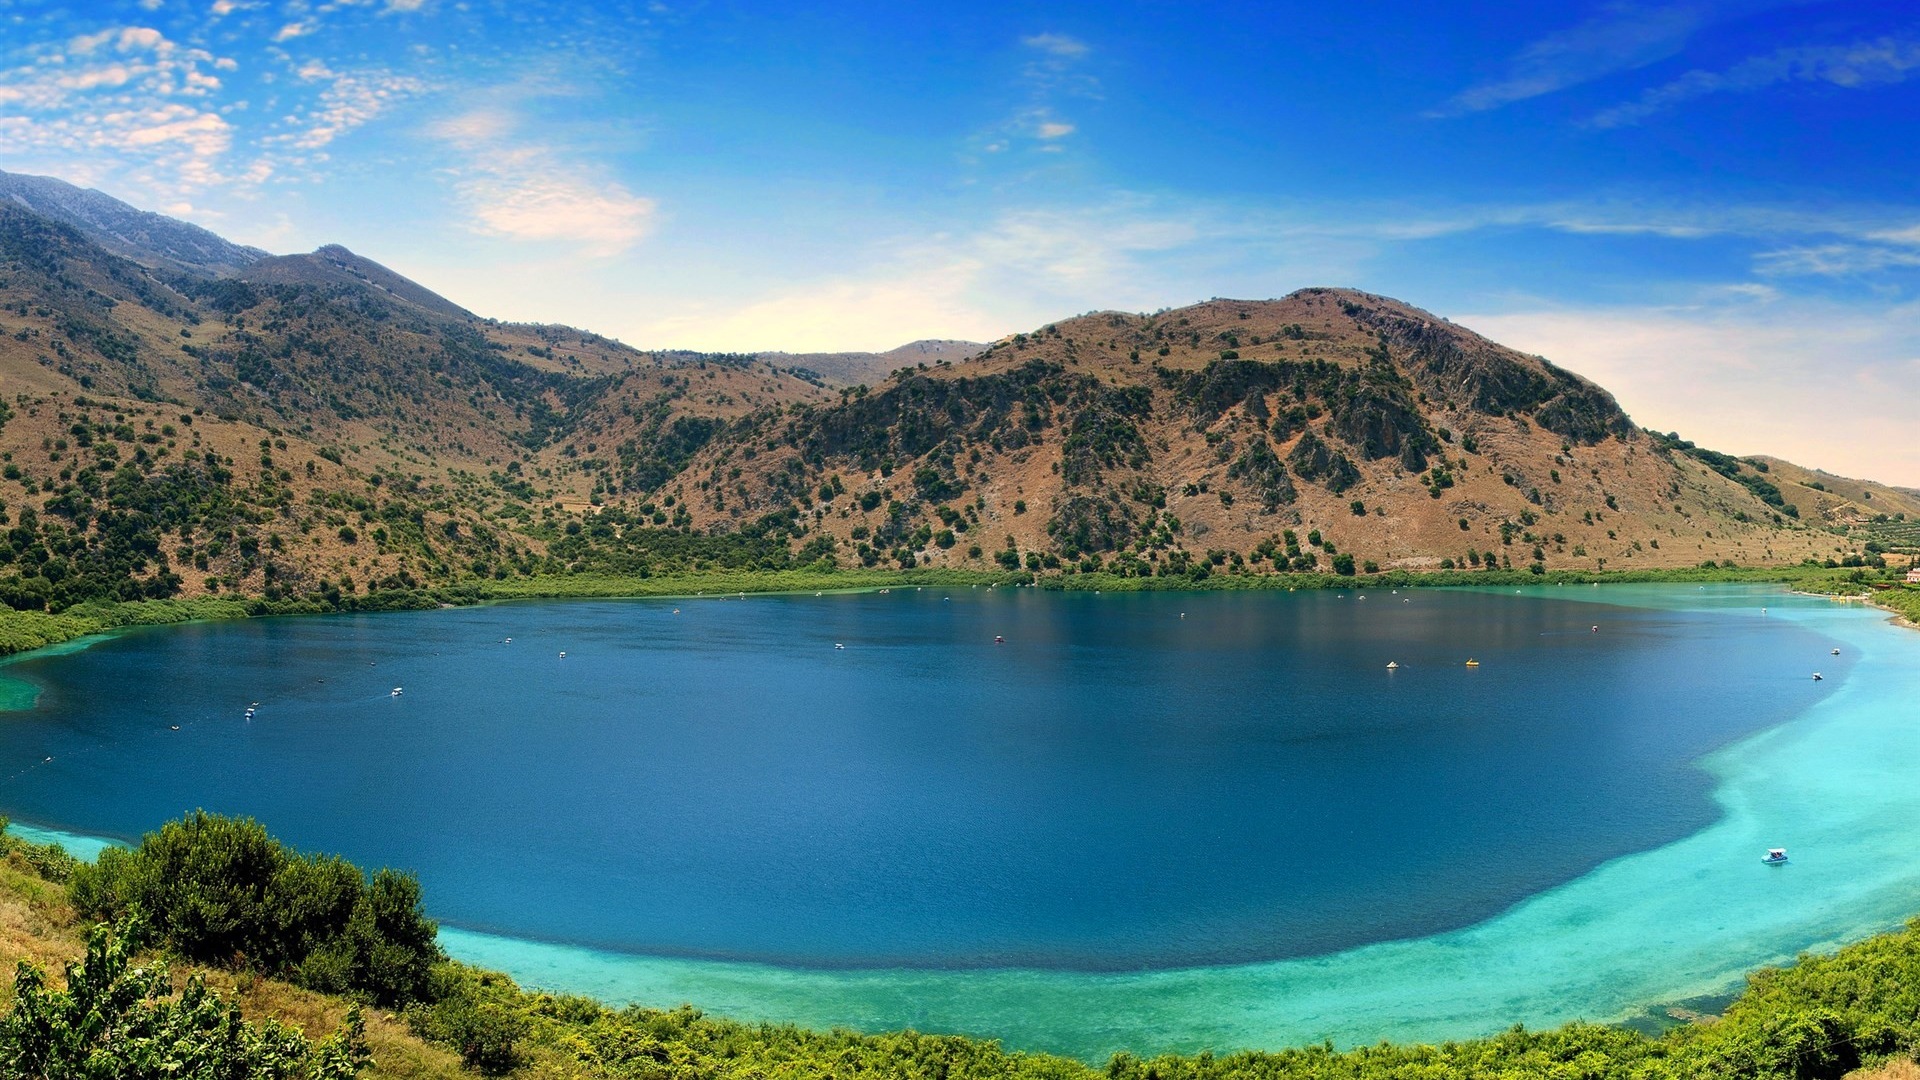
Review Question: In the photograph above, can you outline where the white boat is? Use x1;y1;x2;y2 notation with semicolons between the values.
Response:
1762;848;1789;866
391;687;403;697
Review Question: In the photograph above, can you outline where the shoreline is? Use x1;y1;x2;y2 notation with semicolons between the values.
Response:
3;563;1913;664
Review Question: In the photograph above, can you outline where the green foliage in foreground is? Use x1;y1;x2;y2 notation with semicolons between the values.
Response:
9;815;1920;1078
68;812;441;1007
414;911;1920;1080
0;920;368;1080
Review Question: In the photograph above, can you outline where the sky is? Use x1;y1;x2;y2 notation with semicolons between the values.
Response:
2;0;1918;482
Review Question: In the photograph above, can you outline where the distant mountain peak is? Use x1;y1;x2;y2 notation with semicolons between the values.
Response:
238;244;472;319
0;167;269;275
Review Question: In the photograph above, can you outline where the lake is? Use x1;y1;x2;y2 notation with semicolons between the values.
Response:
6;583;1919;1058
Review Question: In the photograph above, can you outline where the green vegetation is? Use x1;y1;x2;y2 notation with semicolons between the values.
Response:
1;920;370;1079
1652;433;1799;518
69;811;440;1006
7;815;1920;1079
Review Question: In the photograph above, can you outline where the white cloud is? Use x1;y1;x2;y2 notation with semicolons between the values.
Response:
1021;33;1089;58
1429;0;1819;118
431;108;657;256
275;61;426;150
0;26;236;194
1754;242;1920;276
1431;1;1716;116
1591;33;1920;127
459;172;656;253
971;32;1098;158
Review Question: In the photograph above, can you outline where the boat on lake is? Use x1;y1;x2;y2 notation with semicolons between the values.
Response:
1763;848;1789;866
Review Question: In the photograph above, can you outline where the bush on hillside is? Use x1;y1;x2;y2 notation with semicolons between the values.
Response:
0;919;369;1078
66;811;440;1006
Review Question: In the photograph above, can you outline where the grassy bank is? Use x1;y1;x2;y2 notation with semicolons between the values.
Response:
3;563;1915;661
4;815;1920;1080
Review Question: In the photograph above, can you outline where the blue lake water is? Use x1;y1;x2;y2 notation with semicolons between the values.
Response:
5;584;1918;1058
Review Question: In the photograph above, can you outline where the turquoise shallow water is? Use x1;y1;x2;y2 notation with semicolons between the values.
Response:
425;588;1920;1057
4;584;1918;1059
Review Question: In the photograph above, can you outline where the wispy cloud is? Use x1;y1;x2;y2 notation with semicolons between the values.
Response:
973;32;1097;156
1590;33;1920;126
431;108;657;256
1431;2;1716;116
1754;242;1920;276
1428;0;1814;117
275;60;427;152
0;25;236;193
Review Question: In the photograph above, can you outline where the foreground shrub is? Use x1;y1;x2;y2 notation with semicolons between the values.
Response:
67;812;440;1006
0;919;368;1079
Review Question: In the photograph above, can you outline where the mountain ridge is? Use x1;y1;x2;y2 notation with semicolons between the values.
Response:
0;168;268;274
0;172;1907;610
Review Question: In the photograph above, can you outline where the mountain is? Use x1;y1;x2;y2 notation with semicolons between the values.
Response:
0;168;267;274
235;244;474;320
671;292;1861;576
760;339;986;388
0;181;1899;610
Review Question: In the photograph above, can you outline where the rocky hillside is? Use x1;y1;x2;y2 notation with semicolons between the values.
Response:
0;167;1893;608
672;292;1855;576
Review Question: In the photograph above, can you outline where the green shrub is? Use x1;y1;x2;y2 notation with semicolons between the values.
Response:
0;919;369;1079
67;812;440;1006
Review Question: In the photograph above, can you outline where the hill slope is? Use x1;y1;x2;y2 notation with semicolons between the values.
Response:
672;291;1849;576
0;181;1896;609
0;168;267;274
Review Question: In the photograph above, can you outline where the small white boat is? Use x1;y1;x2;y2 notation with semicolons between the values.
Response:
1831;648;1840;656
834;643;845;650
1762;848;1789;866
1386;661;1399;670
1812;672;1823;681
391;687;403;697
559;651;567;658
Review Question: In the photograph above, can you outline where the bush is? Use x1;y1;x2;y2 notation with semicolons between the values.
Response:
410;983;526;1076
0;919;369;1078
67;812;440;1006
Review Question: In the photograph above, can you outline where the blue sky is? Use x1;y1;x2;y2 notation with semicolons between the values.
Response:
3;0;1919;481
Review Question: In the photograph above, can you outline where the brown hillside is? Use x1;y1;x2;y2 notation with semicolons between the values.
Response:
672;290;1846;574
0;177;1891;604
